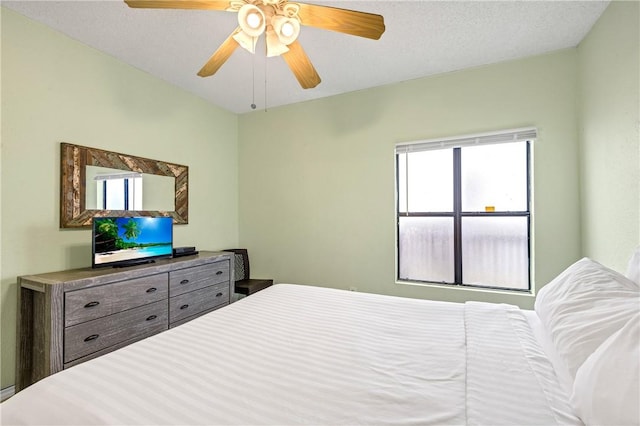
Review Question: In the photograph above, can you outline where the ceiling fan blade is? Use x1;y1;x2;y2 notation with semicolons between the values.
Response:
197;29;240;77
281;41;321;89
296;2;385;40
124;0;231;10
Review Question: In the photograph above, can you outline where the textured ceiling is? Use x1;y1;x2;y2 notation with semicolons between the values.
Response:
3;0;610;114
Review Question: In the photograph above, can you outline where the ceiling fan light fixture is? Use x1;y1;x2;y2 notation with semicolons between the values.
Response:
272;15;300;45
281;22;294;37
246;12;261;29
265;29;289;57
237;4;265;37
232;30;258;54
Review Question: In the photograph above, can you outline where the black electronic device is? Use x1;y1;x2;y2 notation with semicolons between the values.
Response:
173;246;198;257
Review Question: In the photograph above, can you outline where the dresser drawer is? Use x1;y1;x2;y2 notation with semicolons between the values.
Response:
65;274;168;327
169;282;229;324
169;261;229;297
64;300;168;363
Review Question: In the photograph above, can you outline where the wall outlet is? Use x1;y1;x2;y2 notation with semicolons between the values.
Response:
348;286;357;291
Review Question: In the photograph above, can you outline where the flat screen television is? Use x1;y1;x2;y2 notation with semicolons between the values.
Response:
92;216;173;268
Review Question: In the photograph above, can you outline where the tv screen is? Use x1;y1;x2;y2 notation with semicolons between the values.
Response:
92;216;173;268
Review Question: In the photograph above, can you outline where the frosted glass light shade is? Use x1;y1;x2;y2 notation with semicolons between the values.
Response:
265;29;290;57
246;12;261;29
238;4;265;37
232;31;258;53
272;15;300;45
281;22;294;37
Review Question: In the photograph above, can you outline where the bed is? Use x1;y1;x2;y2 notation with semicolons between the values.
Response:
2;255;639;426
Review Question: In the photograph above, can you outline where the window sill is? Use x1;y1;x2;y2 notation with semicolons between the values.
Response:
395;279;535;297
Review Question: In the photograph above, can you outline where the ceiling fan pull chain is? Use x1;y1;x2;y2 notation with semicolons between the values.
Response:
264;48;268;112
251;48;257;110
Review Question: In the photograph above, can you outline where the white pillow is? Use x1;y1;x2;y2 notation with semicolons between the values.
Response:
571;313;640;426
535;257;639;380
626;246;640;285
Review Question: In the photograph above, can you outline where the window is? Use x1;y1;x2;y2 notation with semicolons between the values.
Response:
396;128;535;292
95;172;143;211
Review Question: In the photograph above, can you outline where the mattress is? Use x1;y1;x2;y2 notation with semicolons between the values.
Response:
1;284;580;425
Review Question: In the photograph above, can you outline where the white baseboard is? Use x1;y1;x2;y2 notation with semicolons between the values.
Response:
1;385;15;401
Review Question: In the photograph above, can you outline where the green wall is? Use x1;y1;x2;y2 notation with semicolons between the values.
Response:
0;8;239;389
238;49;581;308
578;0;640;272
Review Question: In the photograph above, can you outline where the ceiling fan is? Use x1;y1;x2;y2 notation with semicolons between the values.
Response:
124;0;385;89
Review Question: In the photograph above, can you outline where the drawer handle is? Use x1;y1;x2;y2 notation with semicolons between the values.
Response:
146;315;158;321
84;334;99;342
146;287;157;293
216;271;223;275
216;292;223;298
84;301;100;308
180;304;189;310
180;279;190;285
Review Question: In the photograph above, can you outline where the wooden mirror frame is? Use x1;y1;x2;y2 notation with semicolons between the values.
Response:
60;143;188;228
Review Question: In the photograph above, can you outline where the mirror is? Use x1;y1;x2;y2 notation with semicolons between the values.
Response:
61;143;188;228
85;166;176;211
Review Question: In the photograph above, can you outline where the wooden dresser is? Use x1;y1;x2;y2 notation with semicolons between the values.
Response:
16;251;233;392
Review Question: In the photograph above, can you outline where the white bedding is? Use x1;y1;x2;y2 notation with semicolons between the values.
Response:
524;310;574;395
1;284;580;425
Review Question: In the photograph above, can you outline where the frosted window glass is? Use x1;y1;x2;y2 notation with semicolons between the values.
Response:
461;142;527;211
398;150;453;213
462;216;529;289
399;217;454;283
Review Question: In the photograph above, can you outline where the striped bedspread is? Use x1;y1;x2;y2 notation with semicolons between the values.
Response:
1;284;580;425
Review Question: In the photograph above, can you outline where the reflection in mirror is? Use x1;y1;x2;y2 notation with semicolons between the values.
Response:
141;173;177;211
60;143;188;228
85;166;176;211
